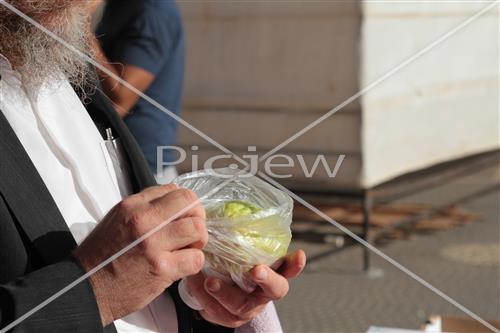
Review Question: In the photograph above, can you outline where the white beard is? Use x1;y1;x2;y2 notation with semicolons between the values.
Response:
0;1;95;89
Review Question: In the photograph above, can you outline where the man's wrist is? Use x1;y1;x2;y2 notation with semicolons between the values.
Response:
73;253;114;326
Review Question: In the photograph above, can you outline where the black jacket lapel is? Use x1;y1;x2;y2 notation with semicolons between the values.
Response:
0;111;76;264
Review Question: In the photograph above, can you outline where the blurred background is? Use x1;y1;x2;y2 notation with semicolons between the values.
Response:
95;1;499;332
175;2;499;332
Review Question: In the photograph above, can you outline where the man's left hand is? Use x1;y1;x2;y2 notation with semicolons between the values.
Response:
186;249;306;328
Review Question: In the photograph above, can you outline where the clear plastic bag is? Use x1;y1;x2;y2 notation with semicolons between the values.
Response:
174;168;293;292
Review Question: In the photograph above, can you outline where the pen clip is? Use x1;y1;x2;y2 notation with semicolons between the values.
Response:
105;128;114;141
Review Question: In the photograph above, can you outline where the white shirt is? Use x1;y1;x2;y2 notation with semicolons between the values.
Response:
0;54;178;333
0;54;282;333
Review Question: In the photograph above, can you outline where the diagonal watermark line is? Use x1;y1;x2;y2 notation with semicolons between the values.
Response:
256;171;500;333
258;0;499;163
0;1;498;332
0;166;251;333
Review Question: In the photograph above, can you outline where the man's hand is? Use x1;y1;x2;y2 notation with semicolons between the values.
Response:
186;250;306;328
74;184;208;326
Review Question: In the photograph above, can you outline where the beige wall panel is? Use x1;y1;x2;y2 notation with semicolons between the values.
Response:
180;2;358;19
180;7;361;110
361;8;499;187
178;109;361;154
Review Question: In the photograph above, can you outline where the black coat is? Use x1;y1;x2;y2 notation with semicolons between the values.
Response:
0;82;233;333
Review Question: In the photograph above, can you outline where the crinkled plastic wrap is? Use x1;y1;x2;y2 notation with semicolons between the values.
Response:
174;168;293;292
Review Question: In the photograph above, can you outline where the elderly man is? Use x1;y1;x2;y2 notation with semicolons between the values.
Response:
0;1;305;333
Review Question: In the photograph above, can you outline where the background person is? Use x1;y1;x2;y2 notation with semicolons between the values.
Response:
93;0;185;184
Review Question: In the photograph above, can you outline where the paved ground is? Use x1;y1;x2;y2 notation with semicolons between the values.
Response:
276;164;500;332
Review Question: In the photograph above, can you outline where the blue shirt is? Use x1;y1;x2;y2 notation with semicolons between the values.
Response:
97;0;185;169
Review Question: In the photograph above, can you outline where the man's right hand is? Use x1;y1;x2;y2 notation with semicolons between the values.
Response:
73;184;208;326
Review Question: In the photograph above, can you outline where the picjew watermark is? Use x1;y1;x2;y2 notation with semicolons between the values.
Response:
157;145;346;179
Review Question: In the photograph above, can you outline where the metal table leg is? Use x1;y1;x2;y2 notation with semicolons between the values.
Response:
362;191;373;271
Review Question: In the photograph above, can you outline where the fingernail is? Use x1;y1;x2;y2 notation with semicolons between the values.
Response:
254;267;268;281
206;279;221;293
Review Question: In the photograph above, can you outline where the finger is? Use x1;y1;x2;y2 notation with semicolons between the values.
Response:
125;187;205;238
135;184;178;202
204;277;266;318
152;248;205;282
250;265;289;300
154;216;208;251
275;249;306;279
150;188;206;222
186;274;243;326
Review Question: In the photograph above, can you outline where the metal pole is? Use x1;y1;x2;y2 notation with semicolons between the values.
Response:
362;191;373;271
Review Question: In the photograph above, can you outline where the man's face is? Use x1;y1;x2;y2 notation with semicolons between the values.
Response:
0;0;94;87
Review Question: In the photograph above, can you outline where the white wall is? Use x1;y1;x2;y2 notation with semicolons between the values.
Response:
361;2;499;188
